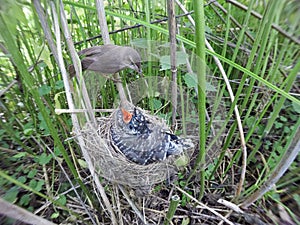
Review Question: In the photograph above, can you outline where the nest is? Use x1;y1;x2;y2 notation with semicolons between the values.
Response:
79;107;190;191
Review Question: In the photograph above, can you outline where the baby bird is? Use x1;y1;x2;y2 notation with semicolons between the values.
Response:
110;107;193;165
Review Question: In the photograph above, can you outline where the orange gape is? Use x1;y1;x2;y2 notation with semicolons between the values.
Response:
121;108;132;124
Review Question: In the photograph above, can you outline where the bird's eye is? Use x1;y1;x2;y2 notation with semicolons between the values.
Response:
128;124;134;130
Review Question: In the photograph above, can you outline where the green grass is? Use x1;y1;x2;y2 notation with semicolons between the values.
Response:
0;0;299;224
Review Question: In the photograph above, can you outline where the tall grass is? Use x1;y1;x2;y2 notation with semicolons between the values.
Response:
0;0;299;224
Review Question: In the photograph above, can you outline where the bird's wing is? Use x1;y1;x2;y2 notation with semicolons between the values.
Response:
120;129;168;164
78;44;117;57
80;57;96;71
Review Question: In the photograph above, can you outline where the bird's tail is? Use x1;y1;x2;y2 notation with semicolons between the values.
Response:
68;58;96;78
167;134;194;156
68;64;76;78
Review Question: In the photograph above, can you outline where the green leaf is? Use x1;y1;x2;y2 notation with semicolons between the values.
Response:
54;147;62;156
38;110;51;135
0;176;8;187
0;129;6;136
4;186;19;203
29;179;37;189
159;51;188;71
183;73;197;88
293;194;300;206
17;176;27;184
34;45;53;70
180;191;191;207
274;121;283;129
245;116;256;128
56;195;67;206
206;82;217;92
130;38;149;48
182;218;190;225
20;194;30;206
29;179;44;192
54;91;67;111
35;180;44;192
257;124;265;135
37;153;52;165
38;85;51;96
184;73;216;91
292;101;300;113
27;169;37;179
23;128;34;136
16;165;24;172
174;154;189;167
150;98;162;110
78;159;87;168
283;126;290;133
54;93;62;111
51;212;60;219
55;80;64;90
13;152;27;158
279;116;287;122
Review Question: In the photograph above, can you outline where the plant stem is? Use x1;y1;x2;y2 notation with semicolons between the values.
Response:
167;0;178;127
164;195;180;225
193;0;206;199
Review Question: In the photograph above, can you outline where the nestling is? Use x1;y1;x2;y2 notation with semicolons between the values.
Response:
110;108;194;165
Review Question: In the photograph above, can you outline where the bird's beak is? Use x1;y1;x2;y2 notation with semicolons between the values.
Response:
138;68;143;75
121;108;132;124
137;63;143;75
133;62;142;75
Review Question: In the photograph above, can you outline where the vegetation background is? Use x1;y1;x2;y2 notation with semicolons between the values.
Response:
0;0;299;224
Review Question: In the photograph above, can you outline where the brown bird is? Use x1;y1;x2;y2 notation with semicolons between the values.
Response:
68;44;142;78
110;107;194;165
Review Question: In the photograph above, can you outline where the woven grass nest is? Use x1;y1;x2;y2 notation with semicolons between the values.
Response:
80;106;194;191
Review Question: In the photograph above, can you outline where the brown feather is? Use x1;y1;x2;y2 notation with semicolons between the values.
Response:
68;44;142;78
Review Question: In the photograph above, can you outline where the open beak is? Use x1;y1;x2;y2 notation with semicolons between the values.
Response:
121;108;132;124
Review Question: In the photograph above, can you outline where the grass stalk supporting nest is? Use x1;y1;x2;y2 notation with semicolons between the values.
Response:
193;0;206;200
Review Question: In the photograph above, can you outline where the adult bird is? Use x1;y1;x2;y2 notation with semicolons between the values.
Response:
68;44;142;78
110;107;194;165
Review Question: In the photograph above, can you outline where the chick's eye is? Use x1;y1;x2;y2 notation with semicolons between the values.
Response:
128;124;134;130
